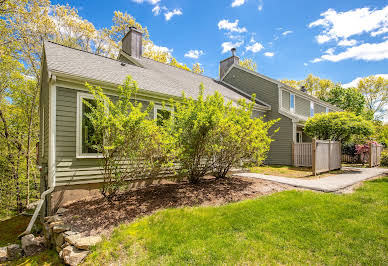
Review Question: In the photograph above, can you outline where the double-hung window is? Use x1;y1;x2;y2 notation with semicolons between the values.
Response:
290;93;295;113
76;92;102;158
310;102;314;117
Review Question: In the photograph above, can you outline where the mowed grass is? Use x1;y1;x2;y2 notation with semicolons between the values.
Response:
85;177;388;265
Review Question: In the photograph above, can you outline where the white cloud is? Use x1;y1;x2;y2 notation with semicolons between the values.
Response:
311;40;388;63
343;74;388;88
258;0;263;11
218;19;247;33
164;9;182;21
184;50;204;59
338;39;357;46
246;42;264;53
264;52;274;57
309;6;388;44
282;30;293;36
304;63;308;66
221;41;244;54
152;5;161;15
132;0;160;4
231;0;245;7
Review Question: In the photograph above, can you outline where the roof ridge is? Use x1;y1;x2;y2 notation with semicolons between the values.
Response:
138;55;217;81
45;40;122;63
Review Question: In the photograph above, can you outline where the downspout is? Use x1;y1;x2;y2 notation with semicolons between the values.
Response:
18;187;54;237
19;73;56;238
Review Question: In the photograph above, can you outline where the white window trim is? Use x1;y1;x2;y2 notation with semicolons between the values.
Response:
76;91;103;159
154;104;173;121
290;93;295;113
310;101;314;117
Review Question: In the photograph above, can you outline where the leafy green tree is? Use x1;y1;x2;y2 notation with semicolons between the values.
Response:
321;86;366;116
356;75;388;120
304;112;374;143
239;58;257;72
84;76;174;200
281;74;335;98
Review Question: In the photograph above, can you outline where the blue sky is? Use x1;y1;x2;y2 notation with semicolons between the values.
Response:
53;0;388;86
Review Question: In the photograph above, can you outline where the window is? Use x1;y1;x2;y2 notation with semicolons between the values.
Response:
77;92;102;158
326;107;329;114
310;102;314;117
154;105;172;126
290;94;295;113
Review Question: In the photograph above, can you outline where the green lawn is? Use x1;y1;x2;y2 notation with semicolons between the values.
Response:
85;177;388;265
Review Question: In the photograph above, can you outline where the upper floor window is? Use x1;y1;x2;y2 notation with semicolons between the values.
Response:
290;94;295;113
310;102;314;117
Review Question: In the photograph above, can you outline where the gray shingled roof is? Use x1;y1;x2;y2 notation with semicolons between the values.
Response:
44;41;263;105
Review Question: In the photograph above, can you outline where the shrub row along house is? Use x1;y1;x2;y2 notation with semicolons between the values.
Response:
39;27;341;214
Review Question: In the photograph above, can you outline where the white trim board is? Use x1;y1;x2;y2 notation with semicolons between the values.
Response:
48;75;56;188
76;91;103;159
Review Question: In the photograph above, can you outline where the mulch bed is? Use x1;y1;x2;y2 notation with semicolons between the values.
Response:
62;176;291;236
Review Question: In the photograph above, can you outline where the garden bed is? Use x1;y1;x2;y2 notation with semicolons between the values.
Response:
61;176;291;236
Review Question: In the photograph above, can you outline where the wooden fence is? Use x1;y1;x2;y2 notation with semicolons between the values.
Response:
369;142;383;167
293;139;341;175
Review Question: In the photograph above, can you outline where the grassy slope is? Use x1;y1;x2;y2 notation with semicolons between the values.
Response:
85;178;388;265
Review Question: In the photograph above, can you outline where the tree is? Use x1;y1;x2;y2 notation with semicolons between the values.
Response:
281;74;335;98
321;86;366;116
304;112;374;143
239;58;257;72
356;75;388;120
84;76;174;200
192;63;204;75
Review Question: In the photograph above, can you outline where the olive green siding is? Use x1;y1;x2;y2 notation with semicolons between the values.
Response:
223;68;293;165
295;96;310;117
314;104;326;114
282;90;290;110
55;86;153;187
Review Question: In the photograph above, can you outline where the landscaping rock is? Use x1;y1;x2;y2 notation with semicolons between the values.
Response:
21;234;46;256
43;223;52;246
6;244;22;260
64;234;82;246
53;224;70;233
62;245;89;266
0;247;7;262
56;208;67;215
26;201;39;210
64;231;78;237
72;236;102;250
49;221;64;229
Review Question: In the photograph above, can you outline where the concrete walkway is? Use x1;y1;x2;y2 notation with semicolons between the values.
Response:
236;167;388;192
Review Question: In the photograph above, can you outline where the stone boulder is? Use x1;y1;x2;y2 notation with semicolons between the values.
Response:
72;236;102;250
21;234;46;256
53;224;70;233
0;247;7;262
6;244;22;260
56;208;67;215
62;245;89;266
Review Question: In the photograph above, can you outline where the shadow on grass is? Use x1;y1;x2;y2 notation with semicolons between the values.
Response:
0;215;30;246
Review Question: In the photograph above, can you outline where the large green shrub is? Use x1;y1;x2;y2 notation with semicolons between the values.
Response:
168;84;277;183
85;76;174;200
304;112;374;142
381;150;388;167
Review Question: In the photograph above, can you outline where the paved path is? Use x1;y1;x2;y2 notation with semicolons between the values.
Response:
235;167;388;192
